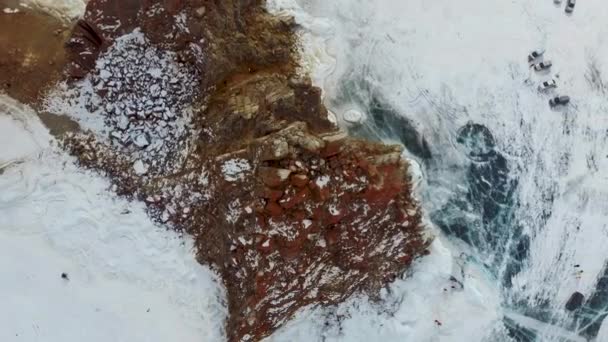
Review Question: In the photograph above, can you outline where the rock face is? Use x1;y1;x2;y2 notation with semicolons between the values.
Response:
0;7;69;104
51;0;432;341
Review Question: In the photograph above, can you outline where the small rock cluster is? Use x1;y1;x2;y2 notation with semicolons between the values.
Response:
85;29;199;175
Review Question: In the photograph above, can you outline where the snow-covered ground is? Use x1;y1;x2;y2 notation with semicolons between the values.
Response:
0;95;226;341
268;0;608;341
17;0;87;21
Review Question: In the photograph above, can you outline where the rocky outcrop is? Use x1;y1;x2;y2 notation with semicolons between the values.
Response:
47;0;432;341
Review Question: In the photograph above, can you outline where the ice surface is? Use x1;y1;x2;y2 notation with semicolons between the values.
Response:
268;0;608;340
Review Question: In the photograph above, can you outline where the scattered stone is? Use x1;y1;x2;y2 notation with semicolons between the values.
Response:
259;167;291;188
161;211;170;223
291;174;309;188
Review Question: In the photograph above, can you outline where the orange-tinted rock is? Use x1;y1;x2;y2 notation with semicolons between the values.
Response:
291;210;307;221
321;140;343;158
311;182;331;202
290;174;309;188
56;1;432;342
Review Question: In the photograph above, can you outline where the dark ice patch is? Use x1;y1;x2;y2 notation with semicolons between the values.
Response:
565;292;584;312
433;122;527;288
457;122;496;162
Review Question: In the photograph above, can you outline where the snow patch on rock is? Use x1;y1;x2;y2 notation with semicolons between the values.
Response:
20;0;87;21
222;158;252;182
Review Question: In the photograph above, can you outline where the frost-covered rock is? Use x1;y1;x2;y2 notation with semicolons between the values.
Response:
133;159;148;175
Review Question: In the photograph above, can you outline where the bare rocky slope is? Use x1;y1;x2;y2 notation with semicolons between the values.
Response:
1;1;431;341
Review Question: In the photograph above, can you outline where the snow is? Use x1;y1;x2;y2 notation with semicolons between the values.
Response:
315;175;330;188
222;158;252;182
227;199;242;224
19;0;87;20
1;97;225;341
174;11;190;34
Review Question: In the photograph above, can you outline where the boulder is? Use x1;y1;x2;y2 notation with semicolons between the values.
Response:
565;291;585;311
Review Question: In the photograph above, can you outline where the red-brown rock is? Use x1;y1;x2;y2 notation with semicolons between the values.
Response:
56;1;432;342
